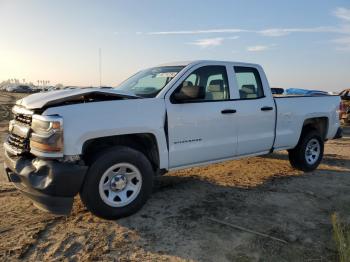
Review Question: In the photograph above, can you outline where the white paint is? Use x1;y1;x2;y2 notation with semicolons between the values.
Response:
27;60;340;171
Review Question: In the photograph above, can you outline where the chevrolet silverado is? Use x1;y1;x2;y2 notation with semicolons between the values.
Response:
3;60;343;219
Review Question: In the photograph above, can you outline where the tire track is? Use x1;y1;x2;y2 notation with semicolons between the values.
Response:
17;217;63;260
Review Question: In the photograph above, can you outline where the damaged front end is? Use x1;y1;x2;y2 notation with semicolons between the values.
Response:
4;105;87;214
4;150;87;214
16;88;140;110
3;88;139;214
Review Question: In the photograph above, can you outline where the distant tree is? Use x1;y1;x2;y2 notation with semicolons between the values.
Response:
55;83;64;89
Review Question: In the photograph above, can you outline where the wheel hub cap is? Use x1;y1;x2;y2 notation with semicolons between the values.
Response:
305;138;320;165
98;163;143;207
110;175;127;191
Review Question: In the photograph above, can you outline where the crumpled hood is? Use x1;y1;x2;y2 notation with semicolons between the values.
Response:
16;88;140;109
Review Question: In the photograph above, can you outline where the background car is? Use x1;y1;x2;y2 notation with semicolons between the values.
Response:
271;87;284;95
4;85;37;93
13;85;35;93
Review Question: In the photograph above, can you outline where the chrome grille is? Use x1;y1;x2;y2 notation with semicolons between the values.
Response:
7;133;30;152
4;105;33;155
14;114;32;126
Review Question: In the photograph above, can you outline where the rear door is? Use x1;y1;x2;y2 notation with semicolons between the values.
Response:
231;66;276;155
165;63;238;168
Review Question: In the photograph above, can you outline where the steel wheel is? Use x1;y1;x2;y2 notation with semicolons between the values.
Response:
98;163;142;207
304;138;321;165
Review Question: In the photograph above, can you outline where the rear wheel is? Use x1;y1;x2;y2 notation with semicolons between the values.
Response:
288;130;324;172
80;146;154;219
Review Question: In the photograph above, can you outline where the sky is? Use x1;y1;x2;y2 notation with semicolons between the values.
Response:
0;0;350;92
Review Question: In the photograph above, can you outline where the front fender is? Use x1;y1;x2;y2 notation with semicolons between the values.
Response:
43;98;169;169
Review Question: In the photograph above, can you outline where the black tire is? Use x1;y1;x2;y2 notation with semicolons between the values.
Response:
80;146;154;220
288;130;324;172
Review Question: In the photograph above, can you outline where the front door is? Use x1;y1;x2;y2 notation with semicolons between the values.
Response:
165;65;238;168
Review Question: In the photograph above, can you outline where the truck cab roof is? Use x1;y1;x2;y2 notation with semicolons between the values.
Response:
157;60;261;68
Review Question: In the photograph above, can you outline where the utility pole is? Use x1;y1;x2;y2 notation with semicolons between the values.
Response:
99;48;102;87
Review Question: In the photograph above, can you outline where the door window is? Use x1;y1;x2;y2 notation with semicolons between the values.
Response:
172;66;230;102
234;67;264;99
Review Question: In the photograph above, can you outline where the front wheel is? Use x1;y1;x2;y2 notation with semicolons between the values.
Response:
288;130;324;172
80;146;154;219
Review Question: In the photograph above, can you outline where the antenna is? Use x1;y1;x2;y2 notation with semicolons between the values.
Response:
99;48;102;87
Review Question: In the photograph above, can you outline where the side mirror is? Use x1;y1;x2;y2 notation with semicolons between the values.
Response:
172;85;205;102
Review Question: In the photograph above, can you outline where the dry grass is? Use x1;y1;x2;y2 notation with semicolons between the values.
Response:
332;213;350;262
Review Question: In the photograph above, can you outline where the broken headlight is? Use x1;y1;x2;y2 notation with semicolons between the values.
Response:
30;115;63;158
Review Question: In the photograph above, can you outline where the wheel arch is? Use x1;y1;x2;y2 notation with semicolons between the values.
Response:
81;133;160;171
301;117;329;140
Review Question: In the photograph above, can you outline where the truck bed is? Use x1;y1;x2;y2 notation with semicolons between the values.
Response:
273;95;341;150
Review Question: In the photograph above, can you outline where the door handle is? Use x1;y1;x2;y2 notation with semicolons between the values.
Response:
261;106;273;111
221;109;237;114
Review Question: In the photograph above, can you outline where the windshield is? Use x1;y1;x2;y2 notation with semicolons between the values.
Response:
116;66;184;98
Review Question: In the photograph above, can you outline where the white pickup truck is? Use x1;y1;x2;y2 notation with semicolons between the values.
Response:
3;60;342;219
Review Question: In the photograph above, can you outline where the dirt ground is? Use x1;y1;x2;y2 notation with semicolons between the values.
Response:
1;92;350;261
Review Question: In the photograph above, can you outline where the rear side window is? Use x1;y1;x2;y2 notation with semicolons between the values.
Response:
234;66;264;99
